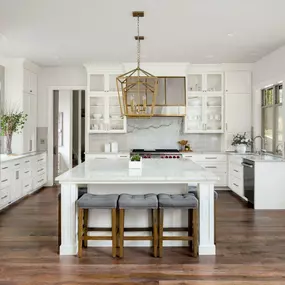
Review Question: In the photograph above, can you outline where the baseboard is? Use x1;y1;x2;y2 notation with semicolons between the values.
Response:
229;190;249;206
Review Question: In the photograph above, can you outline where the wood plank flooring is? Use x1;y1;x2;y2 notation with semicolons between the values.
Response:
0;187;285;284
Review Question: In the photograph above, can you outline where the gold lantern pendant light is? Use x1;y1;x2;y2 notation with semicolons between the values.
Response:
116;11;158;117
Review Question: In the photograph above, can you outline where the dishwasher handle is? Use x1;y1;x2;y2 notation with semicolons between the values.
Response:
242;162;254;168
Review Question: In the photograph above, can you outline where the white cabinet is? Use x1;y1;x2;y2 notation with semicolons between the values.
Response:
23;93;37;153
228;155;245;199
185;95;224;133
89;73;120;93
88;94;127;133
187;73;223;94
85;153;130;161
0;152;47;211
224;71;252;150
182;153;227;187
225;71;251;94
24;69;37;95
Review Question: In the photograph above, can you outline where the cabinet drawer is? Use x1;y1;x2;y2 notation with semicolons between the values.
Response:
0;187;10;207
22;158;31;169
230;163;243;180
1;166;10;189
33;173;47;189
13;161;21;169
37;153;47;164
37;166;46;176
215;173;227;186
230;176;244;196
183;154;227;162
23;178;33;195
228;155;243;164
200;162;227;172
22;169;32;179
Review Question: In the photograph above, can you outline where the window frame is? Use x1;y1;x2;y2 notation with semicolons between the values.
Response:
261;83;283;155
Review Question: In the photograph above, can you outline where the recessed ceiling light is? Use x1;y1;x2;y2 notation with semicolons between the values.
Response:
227;33;234;37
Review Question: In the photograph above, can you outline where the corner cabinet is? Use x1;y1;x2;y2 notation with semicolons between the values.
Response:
85;66;127;134
184;72;224;133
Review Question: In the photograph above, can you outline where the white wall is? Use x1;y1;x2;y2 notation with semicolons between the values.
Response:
252;45;285;144
38;66;87;127
58;90;72;172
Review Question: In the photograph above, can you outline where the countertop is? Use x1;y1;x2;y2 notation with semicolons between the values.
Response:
0;151;46;163
56;158;219;184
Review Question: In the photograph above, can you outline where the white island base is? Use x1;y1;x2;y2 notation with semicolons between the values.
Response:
60;182;216;256
58;159;218;256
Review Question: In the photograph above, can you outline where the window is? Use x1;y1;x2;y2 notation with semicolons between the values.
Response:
261;84;283;154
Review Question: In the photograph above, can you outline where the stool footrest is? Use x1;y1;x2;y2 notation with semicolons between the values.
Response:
123;236;153;241
82;236;113;241
163;227;189;232
163;236;193;241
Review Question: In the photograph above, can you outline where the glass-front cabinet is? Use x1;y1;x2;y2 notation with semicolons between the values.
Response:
89;73;121;93
185;95;223;133
88;94;126;133
187;73;223;94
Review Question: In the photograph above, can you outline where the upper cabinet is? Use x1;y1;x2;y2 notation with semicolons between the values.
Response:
225;71;251;94
89;73;120;93
24;69;37;95
187;73;223;94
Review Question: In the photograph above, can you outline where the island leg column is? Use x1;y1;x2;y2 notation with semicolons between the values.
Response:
197;182;216;255
60;183;78;255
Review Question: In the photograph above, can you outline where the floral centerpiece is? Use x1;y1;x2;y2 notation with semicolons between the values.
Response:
231;132;252;153
0;106;28;155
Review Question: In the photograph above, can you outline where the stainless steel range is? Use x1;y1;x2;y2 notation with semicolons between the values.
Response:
131;149;182;159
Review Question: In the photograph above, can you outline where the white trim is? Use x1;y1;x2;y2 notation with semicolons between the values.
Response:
78;90;82;164
47;86;86;186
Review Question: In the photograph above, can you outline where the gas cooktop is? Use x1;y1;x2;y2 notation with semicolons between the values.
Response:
131;149;181;159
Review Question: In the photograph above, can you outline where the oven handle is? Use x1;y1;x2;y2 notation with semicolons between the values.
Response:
241;162;254;168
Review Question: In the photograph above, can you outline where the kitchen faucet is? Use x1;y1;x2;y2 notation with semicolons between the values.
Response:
253;135;266;155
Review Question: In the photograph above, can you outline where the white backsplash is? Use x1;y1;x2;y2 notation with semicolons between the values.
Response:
89;118;222;152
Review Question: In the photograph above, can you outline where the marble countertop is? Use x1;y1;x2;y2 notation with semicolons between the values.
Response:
0;151;46;163
56;158;219;184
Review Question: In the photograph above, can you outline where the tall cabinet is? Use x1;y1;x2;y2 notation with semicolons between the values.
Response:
0;59;39;154
224;71;252;150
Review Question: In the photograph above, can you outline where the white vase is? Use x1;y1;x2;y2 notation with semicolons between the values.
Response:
129;159;142;169
236;144;247;154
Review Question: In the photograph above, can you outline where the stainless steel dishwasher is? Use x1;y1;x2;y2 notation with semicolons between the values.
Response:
242;158;255;206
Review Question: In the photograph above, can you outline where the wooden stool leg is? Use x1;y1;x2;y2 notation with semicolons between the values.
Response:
58;195;61;253
214;201;217;244
158;209;164;258
188;209;193;249
119;209;125;258
83;209;88;248
111;208;117;258
78;208;84;258
152;209;158;258
192;208;198;257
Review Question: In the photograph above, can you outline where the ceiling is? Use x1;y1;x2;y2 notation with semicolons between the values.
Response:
0;0;285;66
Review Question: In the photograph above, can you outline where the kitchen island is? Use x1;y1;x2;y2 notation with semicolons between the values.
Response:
56;158;219;256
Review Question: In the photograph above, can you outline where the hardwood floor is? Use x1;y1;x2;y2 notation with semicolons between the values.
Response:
0;187;285;284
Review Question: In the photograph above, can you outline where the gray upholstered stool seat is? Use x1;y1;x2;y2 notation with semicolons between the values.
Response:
188;186;218;199
77;193;119;209
118;194;158;209
158;193;198;209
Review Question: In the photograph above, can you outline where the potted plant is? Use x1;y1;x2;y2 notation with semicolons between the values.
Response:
231;132;252;153
129;154;142;169
0;107;28;155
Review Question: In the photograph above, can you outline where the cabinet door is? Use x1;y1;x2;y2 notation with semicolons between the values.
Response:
226;93;251;132
89;96;107;132
29;95;37;151
11;169;21;202
185;96;204;132
205;73;223;93
187;74;203;93
107;95;126;133
29;71;37;95
225;71;251;94
24;69;30;93
23;94;31;153
205;96;223;132
89;74;105;92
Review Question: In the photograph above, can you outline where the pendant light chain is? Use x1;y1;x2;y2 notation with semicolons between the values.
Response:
137;15;140;69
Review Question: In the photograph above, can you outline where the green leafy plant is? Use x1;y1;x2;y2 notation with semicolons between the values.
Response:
231;132;252;146
130;154;141;161
0;108;28;136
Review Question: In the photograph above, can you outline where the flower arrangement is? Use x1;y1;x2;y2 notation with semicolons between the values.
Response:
0;105;28;154
231;133;252;146
130;154;141;161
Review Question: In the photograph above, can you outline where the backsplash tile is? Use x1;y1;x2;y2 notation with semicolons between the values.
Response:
89;118;222;152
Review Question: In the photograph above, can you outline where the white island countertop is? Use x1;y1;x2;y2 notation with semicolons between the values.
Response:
56;158;219;184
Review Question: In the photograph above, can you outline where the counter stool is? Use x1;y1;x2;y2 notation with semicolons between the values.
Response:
158;193;199;258
58;188;87;252
77;193;119;258
188;186;218;243
118;194;158;258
